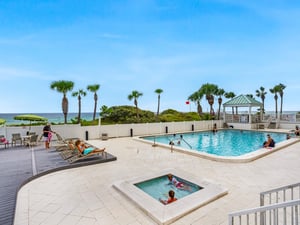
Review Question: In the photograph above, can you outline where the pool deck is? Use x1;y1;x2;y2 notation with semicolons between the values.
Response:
13;133;300;225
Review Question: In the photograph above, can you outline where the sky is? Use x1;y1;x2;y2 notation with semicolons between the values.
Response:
0;0;300;114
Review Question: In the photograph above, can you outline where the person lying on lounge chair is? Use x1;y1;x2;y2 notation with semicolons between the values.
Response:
75;140;105;155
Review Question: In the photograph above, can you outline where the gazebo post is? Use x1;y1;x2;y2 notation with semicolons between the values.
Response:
248;106;252;124
260;106;263;122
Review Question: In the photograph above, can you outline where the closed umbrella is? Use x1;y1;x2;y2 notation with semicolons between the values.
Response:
13;114;48;130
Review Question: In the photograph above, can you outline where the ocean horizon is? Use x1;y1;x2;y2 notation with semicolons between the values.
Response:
0;112;96;125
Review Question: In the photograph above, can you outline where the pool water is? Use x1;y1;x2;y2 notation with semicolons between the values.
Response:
134;174;202;203
142;130;287;156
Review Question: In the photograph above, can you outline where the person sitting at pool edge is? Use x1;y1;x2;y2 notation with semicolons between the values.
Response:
263;134;275;148
159;190;177;205
75;140;105;155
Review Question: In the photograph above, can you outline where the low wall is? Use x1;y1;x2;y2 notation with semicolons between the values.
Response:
0;120;222;142
1;120;297;143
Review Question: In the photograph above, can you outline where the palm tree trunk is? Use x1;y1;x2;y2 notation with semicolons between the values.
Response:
134;99;139;119
62;94;68;124
78;95;81;124
93;93;98;121
157;95;160;116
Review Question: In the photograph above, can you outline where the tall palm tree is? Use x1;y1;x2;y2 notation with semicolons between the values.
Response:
188;90;203;116
199;83;218;116
224;91;236;115
50;80;74;124
128;90;143;119
155;88;163;116
255;86;267;114
216;88;225;120
72;89;87;124
277;83;286;118
87;84;100;121
270;85;281;119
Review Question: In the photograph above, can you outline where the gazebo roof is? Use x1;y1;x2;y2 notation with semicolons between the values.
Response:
223;94;262;107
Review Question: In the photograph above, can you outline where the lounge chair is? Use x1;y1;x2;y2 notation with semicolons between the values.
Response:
53;133;78;150
67;145;106;164
11;133;22;146
59;142;78;159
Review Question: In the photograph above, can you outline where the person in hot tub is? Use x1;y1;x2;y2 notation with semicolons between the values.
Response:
159;190;177;205
167;174;191;191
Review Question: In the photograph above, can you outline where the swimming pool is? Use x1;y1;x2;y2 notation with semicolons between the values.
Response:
138;129;297;162
134;174;202;203
142;130;287;156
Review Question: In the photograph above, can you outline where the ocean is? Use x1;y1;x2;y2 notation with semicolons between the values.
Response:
0;112;96;125
0;111;299;125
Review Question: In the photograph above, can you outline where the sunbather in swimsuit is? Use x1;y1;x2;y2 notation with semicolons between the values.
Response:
75;140;105;155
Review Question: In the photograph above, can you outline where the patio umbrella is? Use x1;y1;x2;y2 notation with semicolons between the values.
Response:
13;114;48;130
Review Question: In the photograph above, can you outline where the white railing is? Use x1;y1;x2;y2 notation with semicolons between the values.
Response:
229;183;300;225
260;183;300;206
228;199;300;225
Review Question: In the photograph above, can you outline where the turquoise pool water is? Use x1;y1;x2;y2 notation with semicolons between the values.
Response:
134;174;202;203
142;130;287;156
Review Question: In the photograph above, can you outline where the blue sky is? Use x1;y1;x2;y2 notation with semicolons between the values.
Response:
0;0;300;114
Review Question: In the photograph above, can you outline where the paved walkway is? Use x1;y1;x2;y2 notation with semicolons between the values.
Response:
0;143;116;225
12;137;300;225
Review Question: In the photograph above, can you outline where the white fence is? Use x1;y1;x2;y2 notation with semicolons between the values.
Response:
0;120;222;142
1;118;299;143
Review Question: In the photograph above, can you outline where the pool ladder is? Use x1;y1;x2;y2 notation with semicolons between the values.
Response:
181;138;192;149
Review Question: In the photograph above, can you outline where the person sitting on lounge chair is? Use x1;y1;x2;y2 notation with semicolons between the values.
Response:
75;140;105;155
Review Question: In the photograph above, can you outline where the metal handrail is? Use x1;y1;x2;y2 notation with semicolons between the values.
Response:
260;182;300;206
228;199;300;225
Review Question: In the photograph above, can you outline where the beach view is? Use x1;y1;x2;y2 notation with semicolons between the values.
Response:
0;1;300;225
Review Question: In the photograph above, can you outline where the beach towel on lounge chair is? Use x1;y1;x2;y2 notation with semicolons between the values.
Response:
67;145;106;164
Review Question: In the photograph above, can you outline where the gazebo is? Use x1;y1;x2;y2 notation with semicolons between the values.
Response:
222;94;263;124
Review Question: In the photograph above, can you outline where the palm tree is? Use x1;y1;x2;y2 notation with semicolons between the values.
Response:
255;86;267;114
188;91;203;116
216;88;225;120
72;89;87;123
277;83;286;118
87;84;100;121
100;105;111;119
224;91;236;115
128;90;143;119
270;85;281;119
199;83;218;116
50;80;74;124
155;88;163;117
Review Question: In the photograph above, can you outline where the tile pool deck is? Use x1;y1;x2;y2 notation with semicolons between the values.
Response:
14;135;300;225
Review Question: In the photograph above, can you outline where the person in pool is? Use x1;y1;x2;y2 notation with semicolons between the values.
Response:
75;140;105;155
167;174;191;191
159;190;177;205
263;134;275;148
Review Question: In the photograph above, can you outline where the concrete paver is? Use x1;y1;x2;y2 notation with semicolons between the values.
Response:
13;137;300;225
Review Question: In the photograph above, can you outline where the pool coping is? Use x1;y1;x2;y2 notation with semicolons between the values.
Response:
112;168;228;225
134;132;300;163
